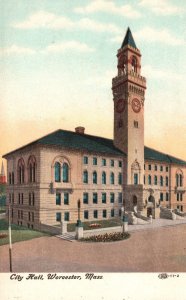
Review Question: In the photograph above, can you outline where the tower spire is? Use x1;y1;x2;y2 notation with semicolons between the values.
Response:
121;27;137;49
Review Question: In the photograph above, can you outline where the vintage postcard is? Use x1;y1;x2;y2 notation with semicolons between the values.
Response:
0;0;186;299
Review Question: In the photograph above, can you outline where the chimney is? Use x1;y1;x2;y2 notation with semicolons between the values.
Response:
75;126;85;134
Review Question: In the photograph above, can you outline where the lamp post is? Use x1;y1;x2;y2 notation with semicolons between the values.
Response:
121;206;125;234
8;203;13;272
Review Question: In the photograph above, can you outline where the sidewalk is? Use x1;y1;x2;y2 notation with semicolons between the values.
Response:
58;218;186;241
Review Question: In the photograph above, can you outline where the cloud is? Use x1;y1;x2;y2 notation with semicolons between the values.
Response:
135;27;184;46
43;41;94;54
143;65;182;81
139;0;184;15
13;10;121;34
75;0;141;18
0;45;36;56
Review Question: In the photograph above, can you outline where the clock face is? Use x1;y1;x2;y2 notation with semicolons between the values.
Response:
116;99;126;113
132;98;141;113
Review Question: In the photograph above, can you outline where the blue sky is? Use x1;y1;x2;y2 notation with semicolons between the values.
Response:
0;0;186;162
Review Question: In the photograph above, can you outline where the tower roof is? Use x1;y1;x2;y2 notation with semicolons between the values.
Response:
1;161;5;176
121;27;137;49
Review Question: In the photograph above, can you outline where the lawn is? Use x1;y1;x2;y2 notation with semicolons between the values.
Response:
67;217;122;232
0;219;49;246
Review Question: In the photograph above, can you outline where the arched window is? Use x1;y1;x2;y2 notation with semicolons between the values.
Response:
17;159;25;184
131;56;137;73
118;173;122;185
102;171;106;184
110;172;115;184
148;175;151;185
28;156;37;182
154;175;157;185
62;163;69;183
55;162;61;182
83;170;88;184
93;171;97;184
12;172;14;184
180;174;183;187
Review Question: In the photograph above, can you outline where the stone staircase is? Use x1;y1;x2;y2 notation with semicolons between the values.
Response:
55;233;76;242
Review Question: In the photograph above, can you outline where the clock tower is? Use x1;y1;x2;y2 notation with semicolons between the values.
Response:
112;27;146;211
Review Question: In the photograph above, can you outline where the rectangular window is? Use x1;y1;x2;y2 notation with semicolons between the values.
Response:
118;192;122;203
144;175;146;184
93;210;98;219
29;193;31;206
134;121;138;128
28;212;31;221
160;193;163;201
21;210;23;219
102;193;106;204
119;209;122;217
56;212;61;222
154;165;157;171
111;209;115;217
32;193;35;206
32;212;34;222
21;193;23;204
83;193;89;204
19;193;21;205
166;193;169;201
148;164;151;171
166;176;169;186
93;157;97;165
93;193;98;204
64;212;69;221
144;164;146;170
56;193;61;205
110;193;115;203
160;165;163;171
154;176;157;185
160;176;163;186
83;156;88;164
180;193;183;201
134;173;138;185
102;210;107;218
166;166;169;172
64;193;69;205
110;159;114;167
12;193;14;204
102;158;106;166
119;161;122;168
84;210;89;219
181;206;183;212
177;193;179;201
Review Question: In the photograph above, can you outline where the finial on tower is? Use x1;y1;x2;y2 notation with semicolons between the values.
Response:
121;27;137;49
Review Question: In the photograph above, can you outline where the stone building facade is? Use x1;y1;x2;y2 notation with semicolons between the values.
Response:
3;28;186;229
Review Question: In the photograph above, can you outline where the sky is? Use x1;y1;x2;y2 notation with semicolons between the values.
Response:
0;0;186;171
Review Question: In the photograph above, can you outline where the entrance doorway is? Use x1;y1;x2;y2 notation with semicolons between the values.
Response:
147;207;152;217
133;195;137;206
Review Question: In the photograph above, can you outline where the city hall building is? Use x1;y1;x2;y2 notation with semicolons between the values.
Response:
3;28;186;229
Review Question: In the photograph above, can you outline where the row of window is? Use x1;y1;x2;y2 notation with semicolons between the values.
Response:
9;192;35;206
17;210;34;222
83;171;122;185
10;156;37;185
160;192;169;201
56;208;119;222
144;175;169;186
177;193;183;201
144;164;169;172
83;156;122;168
55;162;69;183
55;192;123;206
